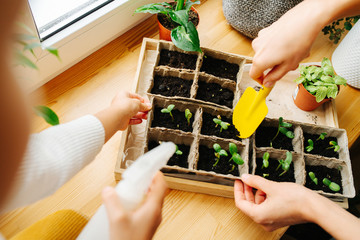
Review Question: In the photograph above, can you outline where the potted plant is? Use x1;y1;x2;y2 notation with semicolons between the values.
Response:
135;0;201;52
293;57;347;111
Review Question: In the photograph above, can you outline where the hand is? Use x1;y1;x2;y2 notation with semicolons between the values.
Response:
102;172;168;240
234;174;319;231
110;91;152;130
249;1;326;87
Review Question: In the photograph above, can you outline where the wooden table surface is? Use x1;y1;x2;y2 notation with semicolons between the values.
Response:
1;0;359;239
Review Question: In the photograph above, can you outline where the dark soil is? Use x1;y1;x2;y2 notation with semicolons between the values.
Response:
305;165;343;194
197;145;239;176
255;126;294;151
303;133;339;159
255;157;295;182
148;141;189;168
200;55;239;81
196;81;234;108
158;49;198;70
151;107;194;132
158;6;199;30
151;74;193;98
201;112;240;141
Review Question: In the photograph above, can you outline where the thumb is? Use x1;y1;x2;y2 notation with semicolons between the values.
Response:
241;174;274;192
102;186;126;222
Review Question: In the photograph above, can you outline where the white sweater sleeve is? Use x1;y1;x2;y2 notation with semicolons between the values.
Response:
2;115;105;214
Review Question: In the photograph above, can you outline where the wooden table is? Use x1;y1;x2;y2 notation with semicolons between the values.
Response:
1;0;359;239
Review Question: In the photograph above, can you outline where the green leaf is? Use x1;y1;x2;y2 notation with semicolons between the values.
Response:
284;151;293;165
134;3;171;15
169;10;189;26
161;109;170;113
294;76;305;84
306;139;314;152
15;50;38;69
219;149;228;157
320;75;334;83
232;153;244;165
171;22;201;52
184;0;200;11
321;57;332;69
309;172;318;184
220;121;230;130
46;47;60;60
229;143;238;155
167;104;175;111
315;86;328;102
175;0;184;11
286;131;295;139
334;75;347;85
263;152;270;161
334;145;340;152
323;65;335;76
213;118;221;125
329;182;341;192
326;85;338;99
33;105;59;126
23;42;42;51
279;127;288;135
280;121;292;128
213;143;221;153
175;149;183;155
305;85;318;94
323;178;331;186
15;33;37;42
16;22;36;35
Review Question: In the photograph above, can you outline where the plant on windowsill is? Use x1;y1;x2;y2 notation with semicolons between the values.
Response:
15;23;60;126
293;57;347;111
135;0;201;52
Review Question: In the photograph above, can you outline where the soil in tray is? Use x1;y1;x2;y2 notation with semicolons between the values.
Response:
158;50;198;70
200;55;239;81
151;75;192;98
255;158;295;182
303;133;339;159
305;165;342;194
255;126;294;151
197;145;239;176
148;141;189;168
196;81;234;108
158;5;199;31
151;107;194;132
201;112;240;141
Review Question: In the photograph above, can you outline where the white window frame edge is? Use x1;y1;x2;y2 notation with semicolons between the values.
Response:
20;0;159;91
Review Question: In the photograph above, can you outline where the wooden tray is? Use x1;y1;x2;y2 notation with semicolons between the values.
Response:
114;38;347;207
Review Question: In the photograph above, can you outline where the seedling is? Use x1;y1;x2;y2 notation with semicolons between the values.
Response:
276;151;293;176
213;143;228;167
262;152;269;169
175;144;183;155
317;132;327;141
185;109;192;126
271;117;295;146
228;143;244;165
306;139;314;152
213;115;230;133
323;178;341;192
263;173;269;178
161;104;175;121
308;172;318;185
327;141;340;152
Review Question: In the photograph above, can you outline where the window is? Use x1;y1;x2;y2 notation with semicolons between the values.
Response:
28;0;114;41
22;0;158;90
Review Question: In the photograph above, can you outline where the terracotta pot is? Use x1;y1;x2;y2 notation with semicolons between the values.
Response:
157;7;199;41
293;83;332;111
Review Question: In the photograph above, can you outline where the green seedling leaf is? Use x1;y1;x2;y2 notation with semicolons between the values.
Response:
295;76;305;84
229;143;238;155
219;149;228;157
279;151;292;176
280;121;292;128
321;57;332;69
231;153;244;165
317;132;327;140
321;75;335;83
185;109;192;126
285;131;295;139
161;104;175;121
305;85;318;94
175;145;183;155
220;122;230;131
262;152;269;169
213;143;221;153
306;139;314;152
334;75;347;85
33;105;59;126
184;0;200;11
334;145;340;152
323;178;340;192
213;118;222;125
263;173;269;178
308;172;318;185
326;85;338;99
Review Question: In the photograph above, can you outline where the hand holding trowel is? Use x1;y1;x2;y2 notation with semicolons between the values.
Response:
232;75;273;139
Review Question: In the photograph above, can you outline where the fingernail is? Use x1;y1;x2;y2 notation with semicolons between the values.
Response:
264;81;274;88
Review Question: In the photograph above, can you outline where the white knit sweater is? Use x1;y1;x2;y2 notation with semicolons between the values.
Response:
1;115;105;214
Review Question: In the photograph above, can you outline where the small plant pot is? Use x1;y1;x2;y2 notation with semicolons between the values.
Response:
293;83;331;111
156;6;199;42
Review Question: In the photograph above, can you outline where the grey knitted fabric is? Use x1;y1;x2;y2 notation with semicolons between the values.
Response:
222;0;303;39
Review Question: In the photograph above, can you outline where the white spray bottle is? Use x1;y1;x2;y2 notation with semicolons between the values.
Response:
77;142;176;239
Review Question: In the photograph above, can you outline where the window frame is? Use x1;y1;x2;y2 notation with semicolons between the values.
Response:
21;0;159;90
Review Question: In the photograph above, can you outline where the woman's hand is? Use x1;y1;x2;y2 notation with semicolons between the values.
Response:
249;0;327;87
102;172;168;240
95;91;152;141
234;174;319;231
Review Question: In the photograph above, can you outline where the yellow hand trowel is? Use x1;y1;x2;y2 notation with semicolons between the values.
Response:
233;80;273;139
